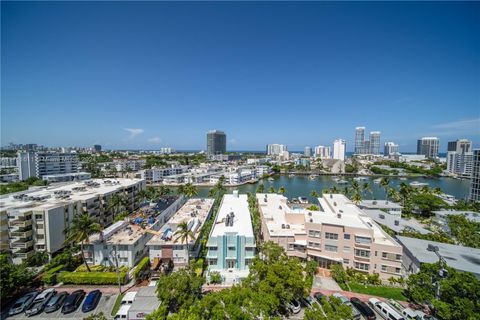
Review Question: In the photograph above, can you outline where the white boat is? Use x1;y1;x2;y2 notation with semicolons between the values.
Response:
399;177;407;181
373;178;382;184
268;177;274;181
288;174;295;178
309;175;317;180
337;179;349;184
354;176;368;181
410;181;429;188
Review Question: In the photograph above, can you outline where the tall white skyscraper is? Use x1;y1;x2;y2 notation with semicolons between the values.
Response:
469;150;480;202
304;146;312;157
354;127;365;154
267;144;287;156
369;131;381;155
447;139;473;176
314;146;331;159
333;139;346;161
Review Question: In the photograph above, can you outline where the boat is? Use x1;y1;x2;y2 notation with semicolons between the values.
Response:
309;175;317;180
373;178;382;184
354;176;368;182
268;177;274;182
410;181;429;188
337;179;349;184
288;174;295;178
399;177;407;181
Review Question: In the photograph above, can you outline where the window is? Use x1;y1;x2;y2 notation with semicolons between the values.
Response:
325;245;338;252
382;252;388;258
288;243;294;250
344;234;351;240
36;234;44;239
354;249;370;258
209;259;217;265
381;265;387;272
354;262;370;271
245;258;253;266
309;230;321;238
103;245;108;250
343;259;350;264
396;268;401;274
343;246;351;252
245;247;253;252
308;242;320;249
355;236;372;244
34;214;43;220
396;254;402;260
325;232;338;240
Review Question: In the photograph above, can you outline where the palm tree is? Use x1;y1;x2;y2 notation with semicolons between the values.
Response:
352;192;362;205
136;189;149;204
268;186;276;193
351;180;360;194
380;177;390;202
362;182;372;197
209;176;226;199
399;182;410;206
174;221;195;248
256;184;265;193
108;194;128;218
182;183;198;198
64;213;101;272
433;187;442;195
343;186;351;197
330;186;339;194
278;186;286;195
310;190;319;198
421;185;430;194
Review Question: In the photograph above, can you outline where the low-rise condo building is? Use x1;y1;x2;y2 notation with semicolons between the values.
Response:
140;166;188;183
257;193;403;279
206;192;256;285
1;178;145;264
147;198;215;269
85;196;185;268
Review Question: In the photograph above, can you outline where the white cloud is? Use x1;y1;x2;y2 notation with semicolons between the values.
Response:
432;118;480;130
148;137;162;144
123;128;144;139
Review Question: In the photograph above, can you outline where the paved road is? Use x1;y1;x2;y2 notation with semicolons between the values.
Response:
4;293;118;320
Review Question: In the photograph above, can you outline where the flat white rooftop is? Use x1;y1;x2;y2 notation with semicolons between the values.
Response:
0;178;144;213
256;193;306;237
211;193;253;237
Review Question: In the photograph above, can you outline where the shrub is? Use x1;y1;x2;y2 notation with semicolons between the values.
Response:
209;271;222;284
58;271;128;285
133;257;150;280
42;264;65;285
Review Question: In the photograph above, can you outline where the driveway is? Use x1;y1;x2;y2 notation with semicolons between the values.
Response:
312;269;342;291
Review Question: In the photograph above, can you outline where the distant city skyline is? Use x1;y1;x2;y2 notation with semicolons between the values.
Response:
2;2;479;151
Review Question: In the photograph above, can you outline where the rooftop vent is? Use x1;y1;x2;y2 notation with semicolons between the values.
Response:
333;202;337;206
308;212;312;216
394;220;400;226
337;213;342;219
286;224;290;229
279;205;282;210
282;224;285;229
309;218;313;223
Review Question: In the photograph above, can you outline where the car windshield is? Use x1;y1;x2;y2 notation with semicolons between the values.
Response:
85;293;96;304
47;295;60;306
12;302;22;309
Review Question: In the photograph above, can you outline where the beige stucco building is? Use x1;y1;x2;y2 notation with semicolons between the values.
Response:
258;193;403;279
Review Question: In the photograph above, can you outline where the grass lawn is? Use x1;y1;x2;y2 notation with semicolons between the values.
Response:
347;282;407;301
111;292;125;316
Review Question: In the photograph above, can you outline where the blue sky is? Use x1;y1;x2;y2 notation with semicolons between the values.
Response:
1;2;479;152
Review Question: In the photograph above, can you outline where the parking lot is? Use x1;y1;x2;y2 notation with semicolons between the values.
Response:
3;293;118;320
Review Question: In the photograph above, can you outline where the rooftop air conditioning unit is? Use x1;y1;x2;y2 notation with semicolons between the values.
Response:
337;213;342;219
309;218;313;223
282;224;285;229
308;212;312;216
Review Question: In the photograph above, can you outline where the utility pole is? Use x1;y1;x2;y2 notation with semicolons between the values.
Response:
427;244;448;314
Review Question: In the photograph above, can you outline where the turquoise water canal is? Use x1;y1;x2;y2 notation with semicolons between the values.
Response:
195;175;470;202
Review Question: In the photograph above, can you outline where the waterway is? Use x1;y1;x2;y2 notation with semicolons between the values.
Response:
195;175;471;203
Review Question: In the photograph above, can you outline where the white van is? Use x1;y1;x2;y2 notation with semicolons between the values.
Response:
402;308;419;320
114;304;130;320
121;292;137;305
369;298;406;320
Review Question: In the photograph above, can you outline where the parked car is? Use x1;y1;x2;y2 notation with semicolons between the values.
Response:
302;295;321;309
8;292;38;316
114;304;131;320
121;291;137;305
62;290;85;314
82;290;102;313
369;298;406;320
332;293;361;320
313;292;325;303
350;297;376;320
287;298;301;314
25;288;56;316
45;292;68;313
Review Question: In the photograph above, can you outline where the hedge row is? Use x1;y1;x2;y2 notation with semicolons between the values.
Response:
42;264;65;285
133;257;150;280
58;271;128;285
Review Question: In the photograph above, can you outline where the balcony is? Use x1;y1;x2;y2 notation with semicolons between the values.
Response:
354;242;371;249
11;240;34;249
10;229;33;238
353;255;370;263
9;220;32;228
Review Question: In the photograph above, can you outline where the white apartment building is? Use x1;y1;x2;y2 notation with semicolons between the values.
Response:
140;166;188;183
17;151;81;180
147;198;215;268
0;157;17;168
314;146;331;159
384;142;400;157
1;178;145;264
267;144;287;156
206;192;256;285
333;139;346;161
85;196;184;268
113;159;146;172
417;137;439;158
42;172;91;183
160;147;175;154
257;193;403;279
447;152;473;177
